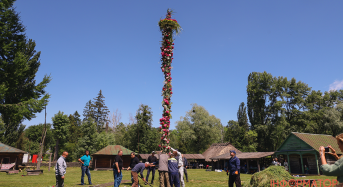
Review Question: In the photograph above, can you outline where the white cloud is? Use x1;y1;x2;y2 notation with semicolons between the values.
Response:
329;80;343;91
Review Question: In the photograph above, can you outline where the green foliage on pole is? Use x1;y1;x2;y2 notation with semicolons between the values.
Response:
158;9;181;153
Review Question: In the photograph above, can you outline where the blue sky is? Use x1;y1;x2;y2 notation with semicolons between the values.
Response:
16;0;343;129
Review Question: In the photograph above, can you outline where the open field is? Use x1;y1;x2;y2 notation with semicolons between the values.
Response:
0;167;337;187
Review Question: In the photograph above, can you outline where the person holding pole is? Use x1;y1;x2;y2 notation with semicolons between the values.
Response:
170;147;184;187
131;162;150;187
78;150;92;185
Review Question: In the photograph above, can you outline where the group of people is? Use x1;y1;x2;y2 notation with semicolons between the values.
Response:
55;150;92;187
112;147;189;187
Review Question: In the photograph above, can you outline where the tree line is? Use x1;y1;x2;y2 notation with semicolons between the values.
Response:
1;1;342;159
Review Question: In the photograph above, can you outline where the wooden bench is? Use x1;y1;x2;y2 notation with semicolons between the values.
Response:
6;170;19;174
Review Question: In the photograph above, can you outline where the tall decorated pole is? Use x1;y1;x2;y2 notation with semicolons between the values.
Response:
158;9;181;153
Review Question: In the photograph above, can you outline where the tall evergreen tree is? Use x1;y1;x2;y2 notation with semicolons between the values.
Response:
92;90;109;132
0;0;51;146
83;100;94;121
237;102;249;130
128;104;158;153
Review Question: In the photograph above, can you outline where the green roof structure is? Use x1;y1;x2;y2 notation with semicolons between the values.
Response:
277;132;342;154
92;145;133;155
0;142;27;154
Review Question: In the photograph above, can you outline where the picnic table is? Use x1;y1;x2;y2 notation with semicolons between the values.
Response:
18;166;36;172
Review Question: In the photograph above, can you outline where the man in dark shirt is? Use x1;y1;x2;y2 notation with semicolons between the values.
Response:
146;151;158;185
228;150;241;187
132;162;150;187
182;154;189;182
113;150;124;187
127;152;140;185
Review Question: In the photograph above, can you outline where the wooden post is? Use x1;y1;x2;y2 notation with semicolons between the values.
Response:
315;153;319;175
15;157;18;170
49;153;52;171
300;154;304;174
95;158;97;169
257;159;260;172
247;160;250;174
287;154;291;173
110;158;112;168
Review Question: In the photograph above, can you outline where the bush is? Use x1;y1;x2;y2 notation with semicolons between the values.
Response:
249;166;294;187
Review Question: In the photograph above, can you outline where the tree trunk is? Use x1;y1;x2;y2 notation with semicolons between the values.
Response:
53;139;59;161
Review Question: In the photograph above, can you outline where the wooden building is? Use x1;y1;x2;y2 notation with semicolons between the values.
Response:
275;132;342;175
92;145;134;170
0;142;27;170
202;142;241;170
210;152;275;173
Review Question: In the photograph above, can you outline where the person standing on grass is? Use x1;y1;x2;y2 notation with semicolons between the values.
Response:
127;152;140;185
78;150;92;185
228;150;241;187
55;151;68;187
159;152;171;187
146;151;158;185
182;154;189;182
113;150;124;187
131;162;150;187
171;147;184;187
168;153;180;187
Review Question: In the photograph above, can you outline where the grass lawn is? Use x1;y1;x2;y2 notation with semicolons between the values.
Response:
0;167;337;187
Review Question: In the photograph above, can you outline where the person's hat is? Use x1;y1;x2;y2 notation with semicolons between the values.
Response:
230;150;236;154
152;151;156;154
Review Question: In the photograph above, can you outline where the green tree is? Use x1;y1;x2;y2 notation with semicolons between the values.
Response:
127;104;158;153
95;132;115;151
0;0;51;146
176;104;223;154
68;111;82;144
52;111;70;161
83;100;95;121
75;118;98;158
323;101;343;137
113;122;130;147
92;90;110;132
237;102;249;130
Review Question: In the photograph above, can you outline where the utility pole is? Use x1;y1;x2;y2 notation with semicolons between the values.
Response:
37;106;47;170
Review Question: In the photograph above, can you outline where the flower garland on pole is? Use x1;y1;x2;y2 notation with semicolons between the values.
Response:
158;9;181;153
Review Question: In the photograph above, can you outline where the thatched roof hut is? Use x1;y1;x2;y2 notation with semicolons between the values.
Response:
202;142;241;162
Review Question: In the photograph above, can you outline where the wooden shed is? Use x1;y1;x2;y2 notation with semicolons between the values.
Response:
275;132;342;175
92;145;134;170
211;152;275;173
0;142;27;170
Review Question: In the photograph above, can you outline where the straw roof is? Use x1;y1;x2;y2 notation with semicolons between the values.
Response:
202;142;241;162
211;152;275;160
